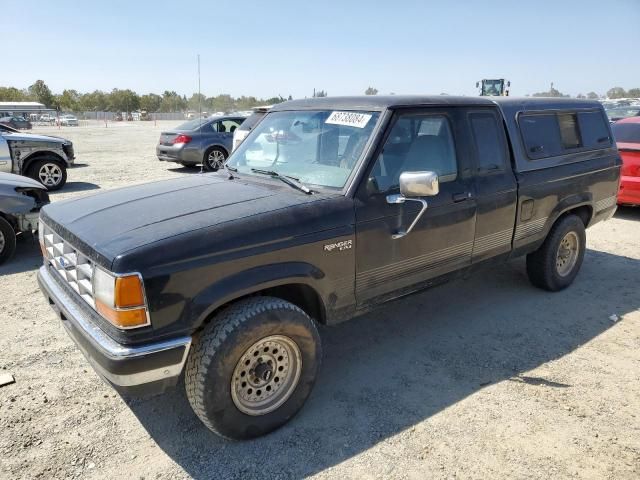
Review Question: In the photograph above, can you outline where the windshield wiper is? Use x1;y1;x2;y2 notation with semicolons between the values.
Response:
250;168;313;194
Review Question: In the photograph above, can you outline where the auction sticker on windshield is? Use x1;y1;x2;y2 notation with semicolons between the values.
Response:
325;111;372;128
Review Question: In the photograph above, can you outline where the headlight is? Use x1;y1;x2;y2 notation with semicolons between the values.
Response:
38;219;48;259
93;268;150;329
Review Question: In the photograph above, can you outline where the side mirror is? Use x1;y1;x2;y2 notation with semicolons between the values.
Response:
399;171;439;198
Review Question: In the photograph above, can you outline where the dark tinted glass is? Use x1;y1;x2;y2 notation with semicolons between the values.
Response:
578;111;611;148
611;122;640;143
558;113;582;149
520;114;563;159
469;112;507;171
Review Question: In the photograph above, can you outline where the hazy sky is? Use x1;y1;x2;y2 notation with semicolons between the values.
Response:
4;0;639;99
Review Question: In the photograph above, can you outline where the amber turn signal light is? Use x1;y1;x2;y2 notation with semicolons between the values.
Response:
96;300;148;328
115;275;145;308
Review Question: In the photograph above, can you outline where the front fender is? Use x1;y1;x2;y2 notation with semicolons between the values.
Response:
189;262;326;329
21;149;69;174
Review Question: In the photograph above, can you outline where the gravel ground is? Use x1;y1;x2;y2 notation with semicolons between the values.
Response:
1;121;639;479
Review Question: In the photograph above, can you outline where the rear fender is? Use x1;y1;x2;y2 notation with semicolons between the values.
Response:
548;193;593;229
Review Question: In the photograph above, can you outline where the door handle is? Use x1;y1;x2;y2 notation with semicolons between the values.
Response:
453;192;471;203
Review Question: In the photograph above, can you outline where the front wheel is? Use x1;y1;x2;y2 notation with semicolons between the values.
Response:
28;158;67;191
202;147;227;172
526;214;586;291
185;297;322;440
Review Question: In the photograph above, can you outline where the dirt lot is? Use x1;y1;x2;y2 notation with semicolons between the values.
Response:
1;122;639;479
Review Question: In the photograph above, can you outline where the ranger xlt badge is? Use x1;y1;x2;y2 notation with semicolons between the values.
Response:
324;240;353;252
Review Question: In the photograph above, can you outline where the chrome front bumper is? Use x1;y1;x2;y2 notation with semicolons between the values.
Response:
38;265;191;396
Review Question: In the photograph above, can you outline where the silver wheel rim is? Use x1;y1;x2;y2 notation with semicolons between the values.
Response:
0;229;5;253
38;163;62;187
207;150;225;170
556;231;579;277
231;335;302;416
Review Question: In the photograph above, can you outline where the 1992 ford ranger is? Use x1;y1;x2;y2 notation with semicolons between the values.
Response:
37;96;620;439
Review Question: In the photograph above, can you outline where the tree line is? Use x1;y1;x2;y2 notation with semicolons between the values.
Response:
0;80;290;113
528;83;640;99
2;80;639;113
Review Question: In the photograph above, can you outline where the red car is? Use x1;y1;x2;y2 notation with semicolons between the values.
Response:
612;117;640;206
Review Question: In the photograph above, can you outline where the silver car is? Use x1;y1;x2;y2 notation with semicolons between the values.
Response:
58;114;79;126
0;130;74;190
156;115;246;171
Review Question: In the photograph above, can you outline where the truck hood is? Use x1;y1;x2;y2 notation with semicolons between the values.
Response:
0;171;47;189
41;174;325;267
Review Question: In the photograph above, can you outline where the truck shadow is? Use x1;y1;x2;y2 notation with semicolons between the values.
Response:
125;248;639;479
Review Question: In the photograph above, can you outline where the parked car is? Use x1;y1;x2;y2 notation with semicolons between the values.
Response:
39;114;56;125
0;129;74;190
0;116;32;130
612;117;640;205
156;115;246;170
0;123;20;133
232;105;272;151
0;172;49;264
38;96;620;440
58;114;79;126
606;106;640;123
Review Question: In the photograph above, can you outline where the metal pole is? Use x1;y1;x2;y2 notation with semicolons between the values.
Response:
198;54;204;174
198;54;202;123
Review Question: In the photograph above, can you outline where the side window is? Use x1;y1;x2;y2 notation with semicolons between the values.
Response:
469;112;507;172
371;113;457;192
558;113;582;149
520;114;563;159
221;119;241;133
578;111;611;148
209;121;221;133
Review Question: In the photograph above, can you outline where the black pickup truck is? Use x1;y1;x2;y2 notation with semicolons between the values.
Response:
37;96;620;439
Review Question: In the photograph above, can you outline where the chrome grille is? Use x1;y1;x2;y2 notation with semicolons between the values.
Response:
41;222;95;309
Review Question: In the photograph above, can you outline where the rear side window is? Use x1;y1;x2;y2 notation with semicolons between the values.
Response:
469;112;508;172
520;110;612;159
579;111;612;148
520;114;563;159
558;113;581;149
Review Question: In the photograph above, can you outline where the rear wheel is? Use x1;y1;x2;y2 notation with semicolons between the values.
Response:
185;296;322;440
28;157;67;191
0;216;17;265
202;147;227;172
526;214;586;291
